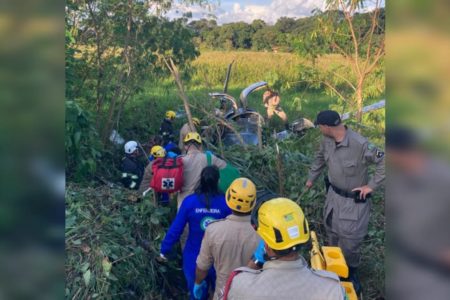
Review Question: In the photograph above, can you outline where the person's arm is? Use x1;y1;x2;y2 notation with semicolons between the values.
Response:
179;124;186;150
352;142;385;199
160;199;189;255
365;142;385;190
195;228;214;283
307;139;327;187
194;266;209;284
138;163;153;194
246;239;265;270
212;154;227;169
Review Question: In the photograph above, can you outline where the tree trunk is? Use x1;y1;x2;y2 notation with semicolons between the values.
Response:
355;79;364;125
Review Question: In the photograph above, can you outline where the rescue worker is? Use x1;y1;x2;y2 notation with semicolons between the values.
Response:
179;117;200;151
121;141;145;190
160;110;176;146
193;178;260;300
139;145;170;205
224;198;345;300
262;90;288;130
179;132;226;209
158;166;231;300
305;110;385;294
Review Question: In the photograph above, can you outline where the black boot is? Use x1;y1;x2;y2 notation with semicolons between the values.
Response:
348;267;362;296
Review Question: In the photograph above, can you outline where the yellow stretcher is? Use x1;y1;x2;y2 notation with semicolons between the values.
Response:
310;231;358;300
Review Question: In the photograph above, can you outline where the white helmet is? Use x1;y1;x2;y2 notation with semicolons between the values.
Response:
124;141;138;154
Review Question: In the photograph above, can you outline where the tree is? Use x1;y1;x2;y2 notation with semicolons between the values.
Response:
231;22;254;49
189;18;217;42
251;19;266;32
66;0;201;147
300;1;385;123
275;17;297;33
252;27;280;51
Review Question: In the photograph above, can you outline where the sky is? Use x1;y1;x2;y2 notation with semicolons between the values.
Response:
167;0;384;25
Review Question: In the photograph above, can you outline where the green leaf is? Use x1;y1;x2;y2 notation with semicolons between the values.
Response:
150;215;160;225
107;273;118;281
72;239;81;245
83;269;91;287
102;258;112;277
81;262;90;273
66;216;77;228
74;131;81;146
154;208;166;216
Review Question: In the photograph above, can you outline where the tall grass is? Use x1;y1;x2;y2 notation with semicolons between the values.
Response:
191;50;305;89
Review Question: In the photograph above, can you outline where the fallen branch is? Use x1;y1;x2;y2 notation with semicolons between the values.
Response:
162;56;195;131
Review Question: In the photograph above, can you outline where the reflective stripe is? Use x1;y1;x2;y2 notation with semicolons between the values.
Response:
130;181;137;189
131;175;138;179
122;173;128;178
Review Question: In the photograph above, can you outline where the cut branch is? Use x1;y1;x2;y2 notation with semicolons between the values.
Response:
162;57;195;131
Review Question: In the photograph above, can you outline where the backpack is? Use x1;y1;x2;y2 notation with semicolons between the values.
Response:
206;152;240;193
150;157;183;193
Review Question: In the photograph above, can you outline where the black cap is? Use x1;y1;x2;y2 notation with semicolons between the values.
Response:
314;110;341;126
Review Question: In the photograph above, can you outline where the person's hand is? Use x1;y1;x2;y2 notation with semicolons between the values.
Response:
156;253;168;263
252;239;266;266
351;185;373;199
193;281;207;299
306;180;313;189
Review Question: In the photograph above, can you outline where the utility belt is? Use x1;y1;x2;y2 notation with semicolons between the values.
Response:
324;176;370;203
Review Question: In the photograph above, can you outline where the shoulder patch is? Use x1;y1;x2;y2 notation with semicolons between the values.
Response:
376;149;385;158
311;269;340;282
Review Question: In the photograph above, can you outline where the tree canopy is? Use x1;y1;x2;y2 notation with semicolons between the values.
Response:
189;8;384;52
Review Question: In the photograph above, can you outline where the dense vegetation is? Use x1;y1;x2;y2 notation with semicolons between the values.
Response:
189;9;384;53
66;0;385;299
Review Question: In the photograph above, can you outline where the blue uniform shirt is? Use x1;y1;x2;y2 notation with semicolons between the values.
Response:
160;192;231;299
161;193;231;256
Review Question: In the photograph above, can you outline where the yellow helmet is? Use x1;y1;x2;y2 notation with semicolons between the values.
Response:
256;198;310;250
225;178;256;213
150;145;166;158
183;132;202;144
165;110;176;120
192;117;200;126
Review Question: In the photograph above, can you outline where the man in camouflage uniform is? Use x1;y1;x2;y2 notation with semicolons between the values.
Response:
306;110;385;294
224;198;345;300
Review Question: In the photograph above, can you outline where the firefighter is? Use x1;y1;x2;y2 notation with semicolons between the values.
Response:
120;141;145;190
139;145;170;205
178;132;226;209
193;178;260;300
160;110;176;146
224;198;345;299
179;117;200;151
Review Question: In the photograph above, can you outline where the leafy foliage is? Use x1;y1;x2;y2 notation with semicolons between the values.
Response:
66;184;186;299
65;101;102;181
65;0;202;180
